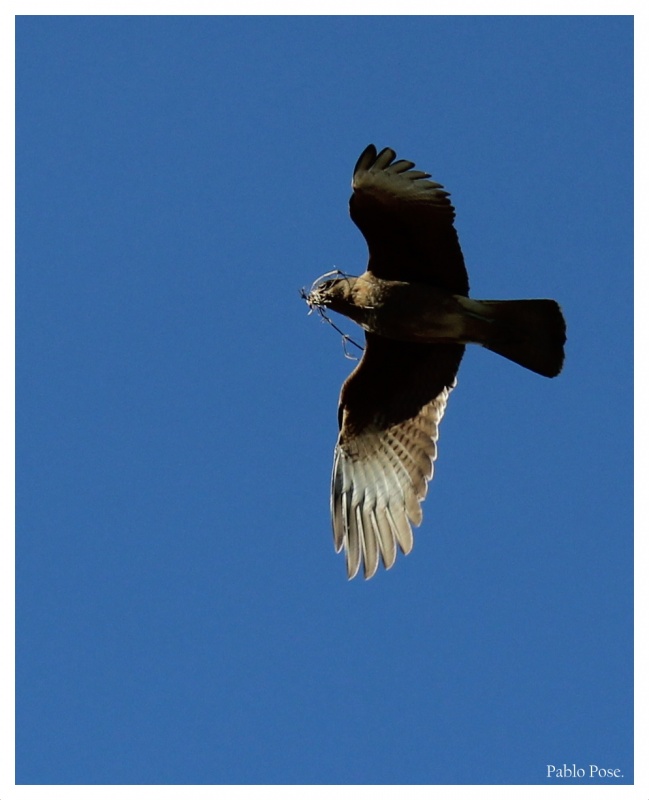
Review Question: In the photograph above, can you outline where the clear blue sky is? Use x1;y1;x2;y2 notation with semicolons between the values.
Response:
16;15;633;787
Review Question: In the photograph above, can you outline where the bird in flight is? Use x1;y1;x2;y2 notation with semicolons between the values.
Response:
304;145;566;580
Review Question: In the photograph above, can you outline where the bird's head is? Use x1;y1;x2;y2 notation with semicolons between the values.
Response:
301;270;356;314
300;270;365;358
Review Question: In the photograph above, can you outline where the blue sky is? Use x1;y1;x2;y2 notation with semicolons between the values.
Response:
15;15;633;788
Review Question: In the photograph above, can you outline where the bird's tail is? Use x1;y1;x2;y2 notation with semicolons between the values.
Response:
459;297;566;378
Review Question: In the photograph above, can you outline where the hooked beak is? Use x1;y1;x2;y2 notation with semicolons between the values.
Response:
300;286;320;314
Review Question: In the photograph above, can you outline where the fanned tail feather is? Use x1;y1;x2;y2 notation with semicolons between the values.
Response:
465;298;567;378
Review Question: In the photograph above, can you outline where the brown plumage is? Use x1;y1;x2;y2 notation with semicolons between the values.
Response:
305;145;566;580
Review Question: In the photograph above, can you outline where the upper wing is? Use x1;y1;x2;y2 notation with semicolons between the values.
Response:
332;334;464;579
350;144;469;295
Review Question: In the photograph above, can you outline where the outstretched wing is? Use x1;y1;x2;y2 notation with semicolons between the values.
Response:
350;144;469;295
332;334;464;579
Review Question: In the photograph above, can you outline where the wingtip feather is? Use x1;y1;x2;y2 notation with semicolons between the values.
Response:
353;144;377;177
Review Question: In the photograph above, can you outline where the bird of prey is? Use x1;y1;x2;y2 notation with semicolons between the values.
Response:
304;144;566;580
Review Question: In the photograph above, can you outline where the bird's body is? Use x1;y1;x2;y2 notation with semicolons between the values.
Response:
309;272;565;378
308;274;469;344
304;145;566;580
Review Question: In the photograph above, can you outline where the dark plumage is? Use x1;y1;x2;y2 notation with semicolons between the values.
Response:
305;145;566;580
